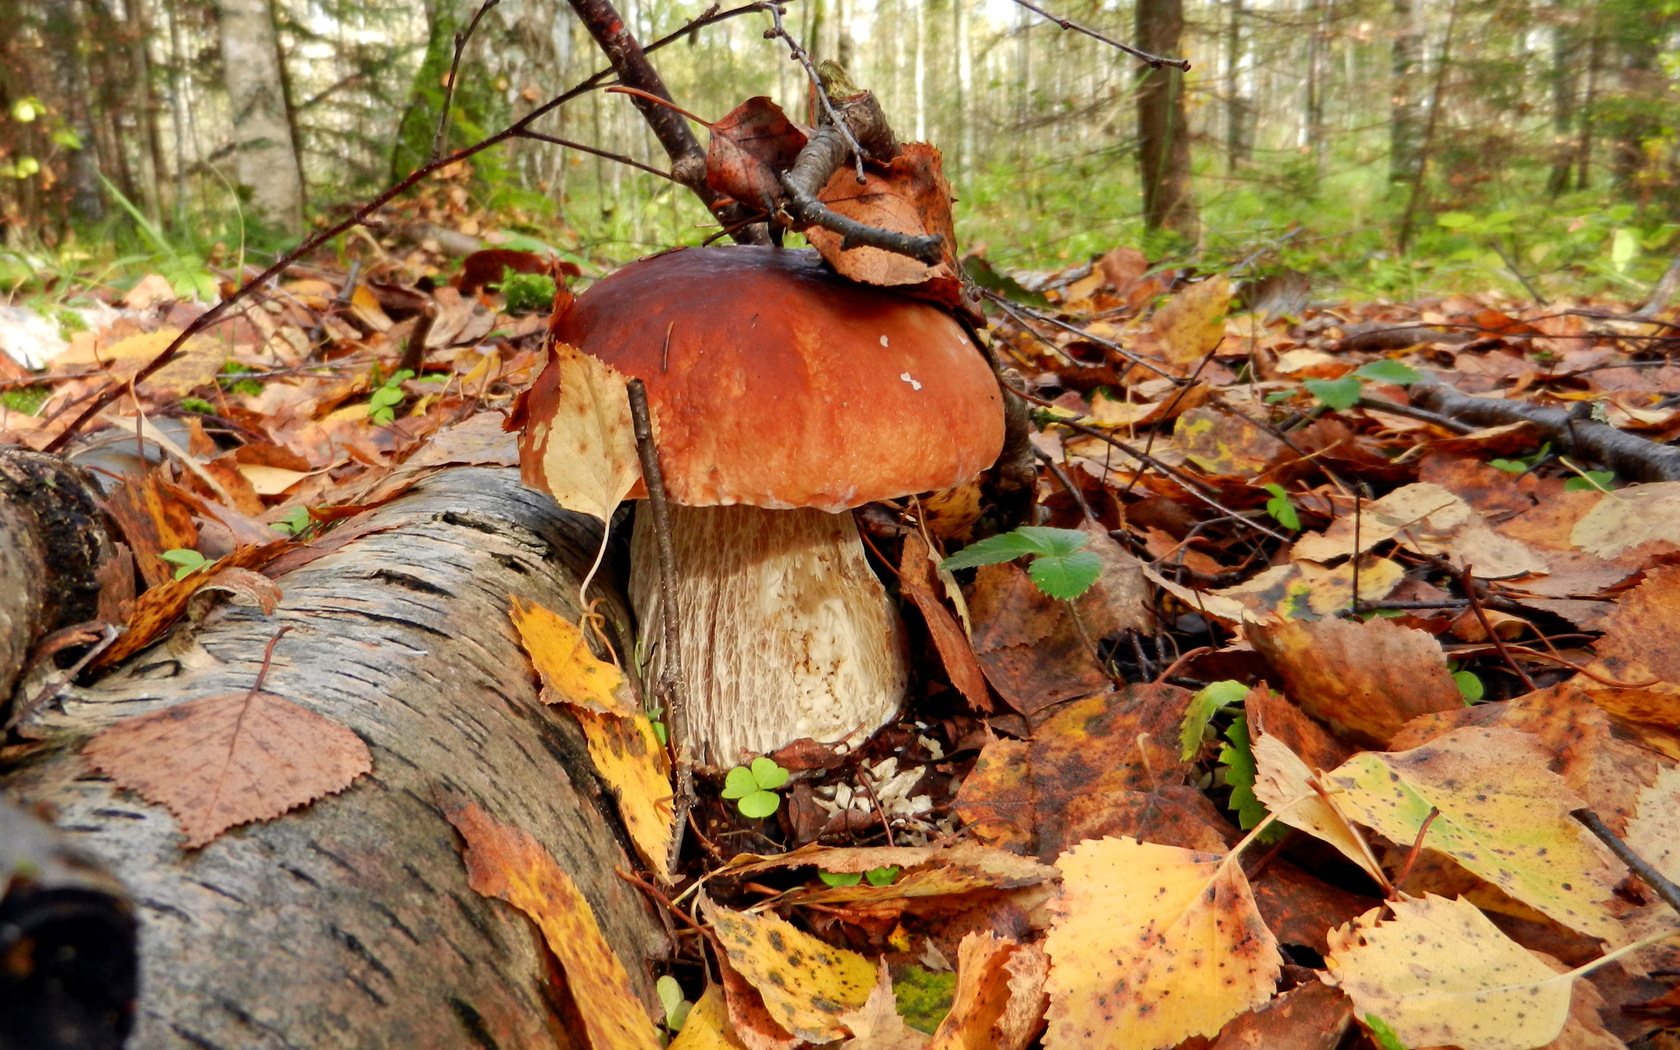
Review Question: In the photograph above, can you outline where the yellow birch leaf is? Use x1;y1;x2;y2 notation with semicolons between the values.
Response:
670;986;749;1050
1043;837;1280;1050
1250;733;1384;884
509;596;633;716
1324;727;1620;939
1152;276;1231;365
519;340;641;522
55;326;224;397
701;897;877;1044
1326;894;1572;1050
446;800;662;1050
575;708;675;879
1624;764;1680;884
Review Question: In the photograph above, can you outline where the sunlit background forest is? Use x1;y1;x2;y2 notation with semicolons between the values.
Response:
1;0;1676;299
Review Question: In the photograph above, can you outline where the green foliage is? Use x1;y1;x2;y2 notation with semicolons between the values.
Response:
271;506;315;538
367;369;414;425
1220;715;1287;843
721;757;789;819
1179;680;1250;761
497;269;557;315
655;975;691;1032
1564;470;1616;493
1;387;50;416
1261;483;1301;531
179;397;216;415
817;866;900;888
892;965;956;1034
941;526;1102;601
159;548;210;580
1304;360;1422;411
1365;1014;1410;1050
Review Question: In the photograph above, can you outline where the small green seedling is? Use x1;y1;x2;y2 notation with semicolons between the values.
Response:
1303;360;1422;411
367;369;414;425
646;705;668;746
1179;679;1250;761
1261;483;1301;531
1563;469;1615;493
1448;659;1485;704
159;548;210;580
1220;715;1287;844
655;975;691;1033
941;526;1102;601
271;506;314;537
1489;441;1552;475
721;757;789;819
818;865;901;888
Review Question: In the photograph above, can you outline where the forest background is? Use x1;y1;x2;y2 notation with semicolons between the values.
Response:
1;0;1677;301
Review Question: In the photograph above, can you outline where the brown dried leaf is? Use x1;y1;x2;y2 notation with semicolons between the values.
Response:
445;800;663;1050
83;689;371;848
514;340;641;522
1151;276;1231;366
707;97;808;208
900;533;991;712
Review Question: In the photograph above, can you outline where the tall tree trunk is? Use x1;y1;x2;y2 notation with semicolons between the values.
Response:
1136;0;1197;240
215;0;305;233
1389;0;1425;186
1546;0;1581;197
1224;0;1253;171
125;0;169;224
1396;0;1461;252
43;0;106;226
954;0;976;178
914;0;927;142
1575;3;1602;190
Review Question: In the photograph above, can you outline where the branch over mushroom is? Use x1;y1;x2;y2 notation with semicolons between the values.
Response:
517;246;1004;765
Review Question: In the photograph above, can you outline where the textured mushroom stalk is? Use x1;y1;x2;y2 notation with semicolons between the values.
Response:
519;246;1004;764
630;505;907;765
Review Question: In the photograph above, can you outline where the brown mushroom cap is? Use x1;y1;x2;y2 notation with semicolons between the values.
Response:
552;245;1004;513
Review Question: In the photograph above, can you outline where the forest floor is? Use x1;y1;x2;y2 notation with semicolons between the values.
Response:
4;177;1680;1050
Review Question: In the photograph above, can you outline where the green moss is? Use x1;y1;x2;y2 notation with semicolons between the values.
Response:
2;387;50;416
892;965;955;1034
55;307;88;340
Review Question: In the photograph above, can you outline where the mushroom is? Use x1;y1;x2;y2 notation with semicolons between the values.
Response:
519;246;1003;765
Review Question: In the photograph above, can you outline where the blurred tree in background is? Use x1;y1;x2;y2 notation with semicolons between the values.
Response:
0;0;1675;292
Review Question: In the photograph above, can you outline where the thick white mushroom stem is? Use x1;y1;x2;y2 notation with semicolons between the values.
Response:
629;503;909;768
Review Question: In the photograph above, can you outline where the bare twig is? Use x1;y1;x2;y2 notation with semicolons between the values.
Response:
982;289;1183;382
516;127;680;182
1006;0;1191;69
628;378;692;875
779;164;944;263
1458;565;1538;692
431;0;500;163
759;2;867;179
1572;808;1680;919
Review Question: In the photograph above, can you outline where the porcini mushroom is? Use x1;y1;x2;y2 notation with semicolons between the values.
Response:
520;246;1003;765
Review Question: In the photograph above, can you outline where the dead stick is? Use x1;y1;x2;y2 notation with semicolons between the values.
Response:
1572;808;1680;919
628;379;692;873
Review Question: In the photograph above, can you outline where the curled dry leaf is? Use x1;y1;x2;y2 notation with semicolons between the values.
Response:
706;96;808;208
83;689;371;848
1044;836;1280;1050
511;339;642;523
446;800;663;1050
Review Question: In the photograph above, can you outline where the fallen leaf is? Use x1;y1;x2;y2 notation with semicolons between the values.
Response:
900;533;991;711
1251;733;1384;884
837;961;928;1049
1151;276;1231;365
514;339;641;522
1044;836;1281;1050
1247;614;1462;746
55;326;224;397
706;96;808;209
703;897;878;1044
445;800;662;1050
926;932;1021;1050
1290;482;1547;579
1624;764;1680;885
1206;980;1351;1050
1325;727;1621;939
669;985;750;1050
1325;894;1573;1050
84;689;371;848
510;596;633;715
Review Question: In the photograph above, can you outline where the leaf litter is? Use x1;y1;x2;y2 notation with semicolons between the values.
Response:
10;186;1680;1050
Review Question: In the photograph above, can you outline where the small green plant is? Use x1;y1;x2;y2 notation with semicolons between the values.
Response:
159;547;210;579
1448;659;1485;704
655;975;691;1033
1;387;50;416
1220;715;1288;844
270;506;314;537
941;526;1102;600
367;369;414;425
1364;1013;1409;1050
646;704;668;746
1303;360;1422;412
817;865;901;888
721;757;789;819
220;361;264;398
1563;469;1616;493
1261;483;1301;530
1489;442;1552;474
497;268;558;315
1179;679;1250;761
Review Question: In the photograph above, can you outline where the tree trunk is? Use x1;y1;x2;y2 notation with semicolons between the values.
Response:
42;0;106;226
1546;0;1580;198
1224;0;1253;171
953;0;975;178
215;0;304;233
1388;0;1425;187
2;466;667;1048
1136;0;1197;240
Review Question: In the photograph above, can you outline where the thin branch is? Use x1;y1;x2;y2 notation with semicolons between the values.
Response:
779;162;944;263
1007;0;1191;69
759;1;867;179
983;289;1182;382
431;0;500;163
515;129;680;182
1572;808;1680;919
